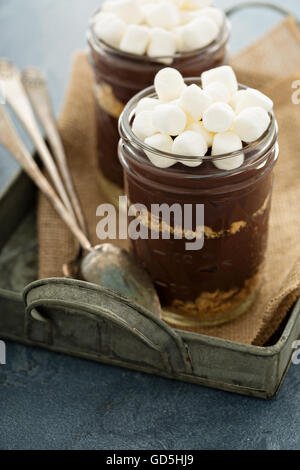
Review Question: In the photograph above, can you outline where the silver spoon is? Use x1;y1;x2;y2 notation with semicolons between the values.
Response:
0;59;76;222
21;67;88;236
0;103;161;317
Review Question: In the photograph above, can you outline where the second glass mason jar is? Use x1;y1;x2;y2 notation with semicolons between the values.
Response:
87;9;231;204
118;82;279;329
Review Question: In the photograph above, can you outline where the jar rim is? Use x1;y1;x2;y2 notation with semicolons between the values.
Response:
119;79;278;175
88;7;231;63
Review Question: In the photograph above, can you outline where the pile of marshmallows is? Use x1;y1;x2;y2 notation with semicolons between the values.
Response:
131;66;274;170
92;0;225;61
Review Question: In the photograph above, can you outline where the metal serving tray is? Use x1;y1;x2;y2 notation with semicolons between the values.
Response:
0;169;299;400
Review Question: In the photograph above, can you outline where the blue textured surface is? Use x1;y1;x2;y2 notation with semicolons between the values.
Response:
1;341;300;450
0;0;300;451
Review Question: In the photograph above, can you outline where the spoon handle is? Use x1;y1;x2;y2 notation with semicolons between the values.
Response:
0;104;92;253
22;68;88;237
0;60;75;220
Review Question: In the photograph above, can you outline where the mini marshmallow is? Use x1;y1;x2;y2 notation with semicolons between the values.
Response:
186;121;214;147
169;98;181;107
91;11;115;26
154;68;185;102
180;7;223;27
94;15;127;48
104;0;144;25
171;0;186;7
198;7;224;28
120;25;150;55
132;110;157;141
180;10;197;25
172;26;185;52
180;112;195;131
204;81;231;103
185;0;213;9
181;16;219;50
235;88;274;113
152;104;187;135
179;84;212;120
234;107;271;143
203;102;235;133
135;97;159;115
144;133;176;168
145;2;180;29
202;66;238;95
172;131;207;167
230;90;247;109
212;132;244;170
147;28;177;64
140;2;156;18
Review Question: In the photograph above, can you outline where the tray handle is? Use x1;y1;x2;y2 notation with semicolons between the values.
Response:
24;278;193;375
225;1;300;25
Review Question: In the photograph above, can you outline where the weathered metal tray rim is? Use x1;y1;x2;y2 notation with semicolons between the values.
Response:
0;329;272;398
23;277;300;355
0;316;281;399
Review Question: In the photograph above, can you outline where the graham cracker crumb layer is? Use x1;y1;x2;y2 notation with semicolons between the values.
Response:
165;272;261;328
130;195;270;240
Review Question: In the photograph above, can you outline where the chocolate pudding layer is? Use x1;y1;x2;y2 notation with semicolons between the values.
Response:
118;85;278;328
88;17;230;195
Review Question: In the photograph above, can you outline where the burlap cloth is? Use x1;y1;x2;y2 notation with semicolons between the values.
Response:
38;17;300;346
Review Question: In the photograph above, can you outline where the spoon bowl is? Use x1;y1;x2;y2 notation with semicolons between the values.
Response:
81;244;161;316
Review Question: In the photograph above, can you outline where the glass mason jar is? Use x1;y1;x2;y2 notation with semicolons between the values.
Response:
87;9;231;205
118;81;279;329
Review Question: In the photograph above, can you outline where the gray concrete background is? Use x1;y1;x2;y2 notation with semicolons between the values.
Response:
0;0;300;450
